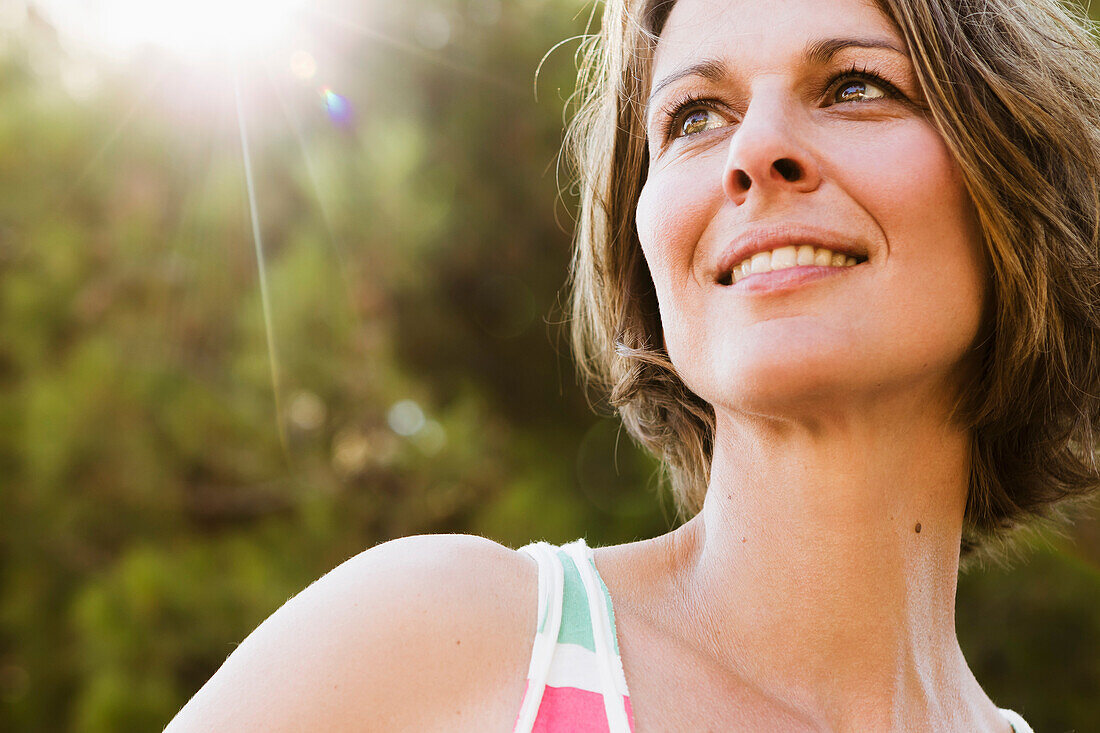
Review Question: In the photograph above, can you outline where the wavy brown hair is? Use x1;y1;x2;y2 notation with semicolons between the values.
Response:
565;0;1100;559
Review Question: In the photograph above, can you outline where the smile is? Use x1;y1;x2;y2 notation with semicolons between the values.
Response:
725;245;863;285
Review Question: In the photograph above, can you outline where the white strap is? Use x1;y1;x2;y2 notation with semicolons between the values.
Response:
998;708;1034;733
512;543;565;733
563;540;632;733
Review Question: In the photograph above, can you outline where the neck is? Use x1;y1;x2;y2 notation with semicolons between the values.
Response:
655;392;1002;731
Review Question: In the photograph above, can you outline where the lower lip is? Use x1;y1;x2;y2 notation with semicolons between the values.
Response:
727;264;861;294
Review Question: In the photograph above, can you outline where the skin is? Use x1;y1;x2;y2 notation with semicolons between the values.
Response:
594;0;1013;730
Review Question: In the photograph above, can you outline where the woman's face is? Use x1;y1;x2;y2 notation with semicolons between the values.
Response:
636;0;988;418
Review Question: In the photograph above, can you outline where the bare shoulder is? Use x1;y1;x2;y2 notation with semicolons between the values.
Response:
167;533;538;732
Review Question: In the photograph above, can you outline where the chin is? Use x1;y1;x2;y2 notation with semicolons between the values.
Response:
704;370;864;420
674;329;881;418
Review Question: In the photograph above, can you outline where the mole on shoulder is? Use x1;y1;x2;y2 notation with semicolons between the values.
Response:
915;522;922;534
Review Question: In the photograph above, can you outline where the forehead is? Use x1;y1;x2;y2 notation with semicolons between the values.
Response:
653;0;898;74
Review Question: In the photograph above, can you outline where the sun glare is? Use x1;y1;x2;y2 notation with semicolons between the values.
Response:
37;0;305;61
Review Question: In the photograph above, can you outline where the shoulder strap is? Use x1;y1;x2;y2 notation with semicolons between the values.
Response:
998;708;1034;733
512;542;565;733
561;539;633;733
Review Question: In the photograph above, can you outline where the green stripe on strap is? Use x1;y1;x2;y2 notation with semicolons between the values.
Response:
555;549;598;653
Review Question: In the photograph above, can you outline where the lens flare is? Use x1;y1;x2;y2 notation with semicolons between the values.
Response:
34;0;304;61
321;87;354;127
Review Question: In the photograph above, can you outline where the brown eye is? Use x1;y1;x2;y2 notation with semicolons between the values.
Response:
679;108;725;137
833;78;888;103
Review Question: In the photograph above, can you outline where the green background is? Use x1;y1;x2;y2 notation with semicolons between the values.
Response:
1;0;1097;730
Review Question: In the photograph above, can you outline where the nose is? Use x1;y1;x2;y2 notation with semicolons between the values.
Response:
722;96;821;206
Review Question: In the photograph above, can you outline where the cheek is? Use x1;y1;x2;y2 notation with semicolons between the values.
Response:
635;171;720;356
887;127;983;280
636;165;723;306
847;122;982;266
846;122;988;355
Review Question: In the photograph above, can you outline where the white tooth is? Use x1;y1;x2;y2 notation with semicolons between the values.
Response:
771;246;798;270
750;252;772;273
734;246;856;275
733;267;744;283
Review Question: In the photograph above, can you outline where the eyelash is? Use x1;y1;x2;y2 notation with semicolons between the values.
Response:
658;64;904;142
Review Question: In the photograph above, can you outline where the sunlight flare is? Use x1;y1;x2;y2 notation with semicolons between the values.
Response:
36;0;305;61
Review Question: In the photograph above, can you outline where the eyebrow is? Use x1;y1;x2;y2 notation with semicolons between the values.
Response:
644;36;909;122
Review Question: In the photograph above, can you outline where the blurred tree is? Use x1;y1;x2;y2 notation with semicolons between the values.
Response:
0;2;669;729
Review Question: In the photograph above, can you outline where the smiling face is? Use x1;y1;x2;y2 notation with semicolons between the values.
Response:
635;0;989;419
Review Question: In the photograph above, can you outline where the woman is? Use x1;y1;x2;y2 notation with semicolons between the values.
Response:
168;0;1100;730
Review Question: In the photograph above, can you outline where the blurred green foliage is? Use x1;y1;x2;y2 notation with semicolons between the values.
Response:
0;0;1097;730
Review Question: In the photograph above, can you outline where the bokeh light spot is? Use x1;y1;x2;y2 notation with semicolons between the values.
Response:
288;390;326;431
388;399;426;437
332;428;370;476
415;10;452;50
414;419;447;455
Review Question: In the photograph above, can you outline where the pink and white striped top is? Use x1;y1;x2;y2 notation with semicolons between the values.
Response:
510;537;1034;733
512;538;634;733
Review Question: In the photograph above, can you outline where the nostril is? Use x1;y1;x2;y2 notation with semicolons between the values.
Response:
774;158;801;182
733;170;751;190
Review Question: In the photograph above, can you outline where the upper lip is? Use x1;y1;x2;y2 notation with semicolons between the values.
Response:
713;223;869;284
